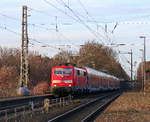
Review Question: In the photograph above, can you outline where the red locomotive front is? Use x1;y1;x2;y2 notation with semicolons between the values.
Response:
51;66;74;96
51;63;88;96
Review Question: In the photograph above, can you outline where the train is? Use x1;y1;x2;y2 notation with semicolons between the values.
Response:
50;63;120;96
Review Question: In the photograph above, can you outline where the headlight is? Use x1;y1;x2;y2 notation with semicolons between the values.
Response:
52;80;61;83
64;80;72;83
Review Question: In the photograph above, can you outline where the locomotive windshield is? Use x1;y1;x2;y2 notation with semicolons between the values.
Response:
54;68;72;75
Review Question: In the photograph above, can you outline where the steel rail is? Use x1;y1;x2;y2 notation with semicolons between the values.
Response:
47;92;119;122
81;93;121;122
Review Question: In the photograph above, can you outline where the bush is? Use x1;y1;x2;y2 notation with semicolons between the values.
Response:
31;81;50;95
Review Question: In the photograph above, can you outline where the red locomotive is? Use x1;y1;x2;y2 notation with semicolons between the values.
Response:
51;63;120;96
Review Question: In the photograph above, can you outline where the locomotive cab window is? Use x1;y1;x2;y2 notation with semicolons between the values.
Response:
54;68;72;75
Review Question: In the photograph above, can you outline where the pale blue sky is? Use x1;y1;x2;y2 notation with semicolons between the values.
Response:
0;0;150;77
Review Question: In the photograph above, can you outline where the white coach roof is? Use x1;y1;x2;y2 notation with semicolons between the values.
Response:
85;67;119;80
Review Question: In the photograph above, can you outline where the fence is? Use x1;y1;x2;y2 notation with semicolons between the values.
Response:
0;95;73;122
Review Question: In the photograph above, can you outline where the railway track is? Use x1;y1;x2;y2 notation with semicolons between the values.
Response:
0;91;121;122
48;92;121;122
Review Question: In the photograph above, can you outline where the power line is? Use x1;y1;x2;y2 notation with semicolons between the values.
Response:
0;12;19;21
56;0;90;21
29;38;63;51
0;24;64;51
0;25;20;35
57;0;108;42
61;0;114;43
89;20;150;25
57;31;82;50
28;4;106;48
0;11;78;50
43;0;79;22
77;1;114;43
28;2;112;43
29;5;106;45
52;0;106;44
0;13;116;53
77;0;112;35
28;7;53;17
28;3;92;49
28;14;79;49
0;10;60;32
28;23;55;31
118;55;131;72
77;0;89;16
44;0;108;43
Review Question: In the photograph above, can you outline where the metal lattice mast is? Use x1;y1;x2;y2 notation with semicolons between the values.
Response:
20;5;29;88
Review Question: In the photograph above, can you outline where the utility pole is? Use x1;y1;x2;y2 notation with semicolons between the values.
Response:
55;16;58;32
141;51;144;92
143;37;146;91
139;36;146;94
130;49;133;81
118;50;133;81
105;24;107;33
18;5;29;95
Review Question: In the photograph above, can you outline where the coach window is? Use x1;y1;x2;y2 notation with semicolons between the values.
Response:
77;70;80;76
84;72;87;76
80;71;83;76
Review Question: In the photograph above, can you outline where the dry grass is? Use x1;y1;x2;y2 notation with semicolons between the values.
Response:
145;79;150;92
96;92;150;122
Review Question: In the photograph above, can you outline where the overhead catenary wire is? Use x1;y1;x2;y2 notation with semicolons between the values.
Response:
57;31;84;50
0;25;20;35
0;12;56;31
2;4;149;48
0;12;19;21
55;0;91;22
119;53;132;69
0;11;79;51
1;10;147;50
59;0;118;44
77;0;113;35
0;24;64;51
77;0;113;44
118;54;131;73
28;3;150;25
43;0;80;22
26;6;83;49
0;4;147;49
28;23;55;31
0;13;142;57
89;20;150;25
0;11;56;30
56;0;109;43
44;0;106;44
27;5;102;47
